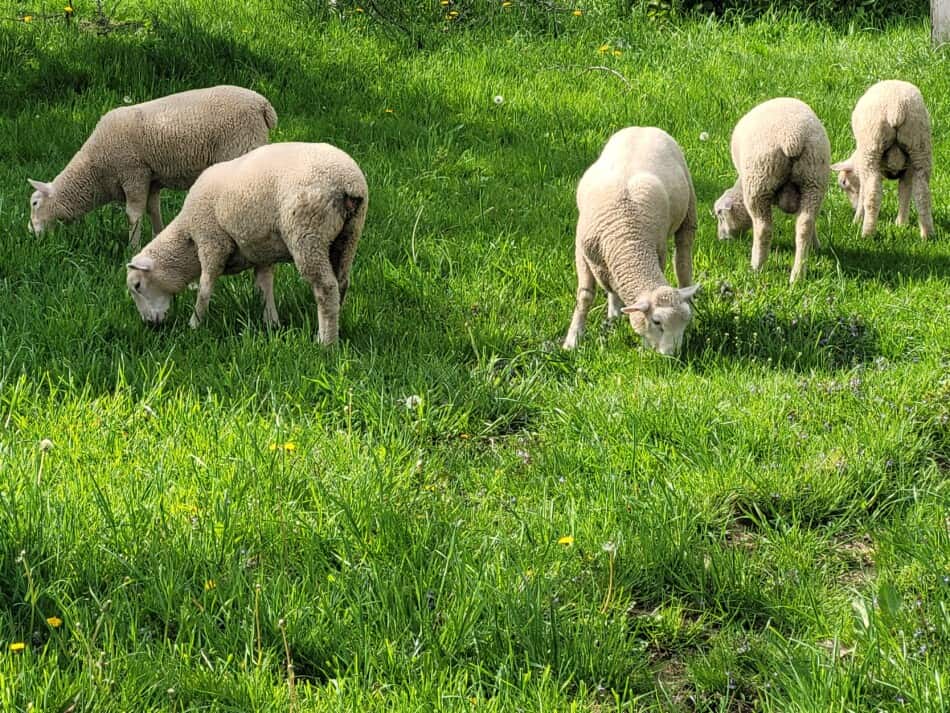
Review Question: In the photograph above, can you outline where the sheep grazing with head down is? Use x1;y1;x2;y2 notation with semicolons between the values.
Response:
714;97;830;283
28;85;277;248
831;80;933;239
126;142;368;345
563;126;700;356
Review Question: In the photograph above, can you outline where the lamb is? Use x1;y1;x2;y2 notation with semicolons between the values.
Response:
28;85;277;248
830;80;933;239
714;97;830;283
562;126;700;356
126;142;368;345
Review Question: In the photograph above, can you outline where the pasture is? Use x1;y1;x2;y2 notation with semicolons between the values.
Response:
0;2;948;710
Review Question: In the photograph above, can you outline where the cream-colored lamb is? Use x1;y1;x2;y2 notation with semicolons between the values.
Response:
714;97;830;283
28;85;277;247
563;127;699;356
126;142;367;345
831;80;933;238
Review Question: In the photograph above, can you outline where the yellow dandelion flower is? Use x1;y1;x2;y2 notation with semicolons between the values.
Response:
64;5;73;12
598;43;610;53
283;441;297;451
613;49;622;57
204;579;216;591
24;15;33;22
448;10;459;17
9;642;26;653
524;569;535;578
558;535;575;546
440;0;450;4
502;1;513;6
573;9;582;16
46;616;63;628
384;108;395;113
354;6;364;12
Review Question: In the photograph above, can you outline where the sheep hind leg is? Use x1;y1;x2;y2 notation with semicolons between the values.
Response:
748;200;773;273
857;164;883;238
147;185;164;237
563;248;596;350
255;265;279;327
289;234;343;345
911;168;934;239
789;191;822;284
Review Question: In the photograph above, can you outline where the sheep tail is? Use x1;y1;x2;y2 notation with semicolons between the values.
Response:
262;100;278;130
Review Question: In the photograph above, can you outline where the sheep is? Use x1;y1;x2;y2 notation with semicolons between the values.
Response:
28;85;277;248
714;97;830;283
126;142;367;345
830;80;933;239
562;126;700;356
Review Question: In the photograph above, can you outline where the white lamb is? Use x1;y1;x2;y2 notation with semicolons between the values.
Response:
831;80;934;239
563;126;699;356
126;142;368;345
28;85;277;248
714;97;830;283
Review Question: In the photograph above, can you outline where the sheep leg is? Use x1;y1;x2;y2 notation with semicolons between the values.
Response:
789;190;821;284
308;261;341;346
563;246;596;350
330;219;362;308
911;168;934;239
255;265;279;327
190;247;229;329
147;185;164;236
896;174;912;226
124;188;149;250
748;201;773;273
673;196;696;287
857;166;882;238
606;291;624;321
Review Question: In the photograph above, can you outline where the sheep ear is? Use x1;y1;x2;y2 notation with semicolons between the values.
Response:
715;194;734;212
621;300;652;315
127;257;153;272
678;284;701;302
830;160;854;173
27;178;53;196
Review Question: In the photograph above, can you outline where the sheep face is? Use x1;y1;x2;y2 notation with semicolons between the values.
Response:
714;187;751;239
127;257;174;324
830;160;860;210
27;179;57;234
622;285;700;356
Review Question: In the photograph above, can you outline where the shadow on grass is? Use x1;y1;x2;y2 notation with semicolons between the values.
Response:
683;305;880;371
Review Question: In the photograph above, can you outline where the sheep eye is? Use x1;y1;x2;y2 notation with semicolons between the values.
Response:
651;318;662;327
134;281;141;292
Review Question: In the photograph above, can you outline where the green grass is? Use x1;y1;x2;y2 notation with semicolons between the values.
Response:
1;2;948;711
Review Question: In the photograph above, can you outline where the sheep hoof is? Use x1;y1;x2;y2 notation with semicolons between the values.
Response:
189;314;201;329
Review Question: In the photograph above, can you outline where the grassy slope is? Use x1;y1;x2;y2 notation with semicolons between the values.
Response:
0;2;948;711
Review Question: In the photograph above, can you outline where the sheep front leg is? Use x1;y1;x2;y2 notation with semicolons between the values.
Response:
190;247;230;329
563;247;596;350
606;291;624;321
255;265;279;327
147;185;164;236
124;185;149;250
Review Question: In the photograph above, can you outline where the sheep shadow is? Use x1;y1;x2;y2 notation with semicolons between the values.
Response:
682;303;881;371
824;241;950;287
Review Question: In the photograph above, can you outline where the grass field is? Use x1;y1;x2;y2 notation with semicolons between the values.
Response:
1;2;948;711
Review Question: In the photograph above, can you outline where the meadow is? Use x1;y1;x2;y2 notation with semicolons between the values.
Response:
0;1;948;710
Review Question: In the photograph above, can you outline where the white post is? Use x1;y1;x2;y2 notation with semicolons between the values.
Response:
934;0;950;45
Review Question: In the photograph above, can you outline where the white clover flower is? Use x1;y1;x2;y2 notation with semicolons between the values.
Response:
403;394;422;409
699;131;710;141
493;95;504;105
123;95;133;104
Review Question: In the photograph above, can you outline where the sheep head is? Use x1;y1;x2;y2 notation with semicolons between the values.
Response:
713;185;751;239
27;179;58;234
622;284;700;356
127;255;174;325
830;158;860;210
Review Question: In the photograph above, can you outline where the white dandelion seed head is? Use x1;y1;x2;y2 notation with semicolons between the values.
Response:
493;95;504;105
699;131;710;141
39;438;54;452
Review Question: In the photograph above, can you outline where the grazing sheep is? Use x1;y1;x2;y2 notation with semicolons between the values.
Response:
126;142;367;345
28;85;277;248
714;97;830;283
563;126;700;356
831;80;933;239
